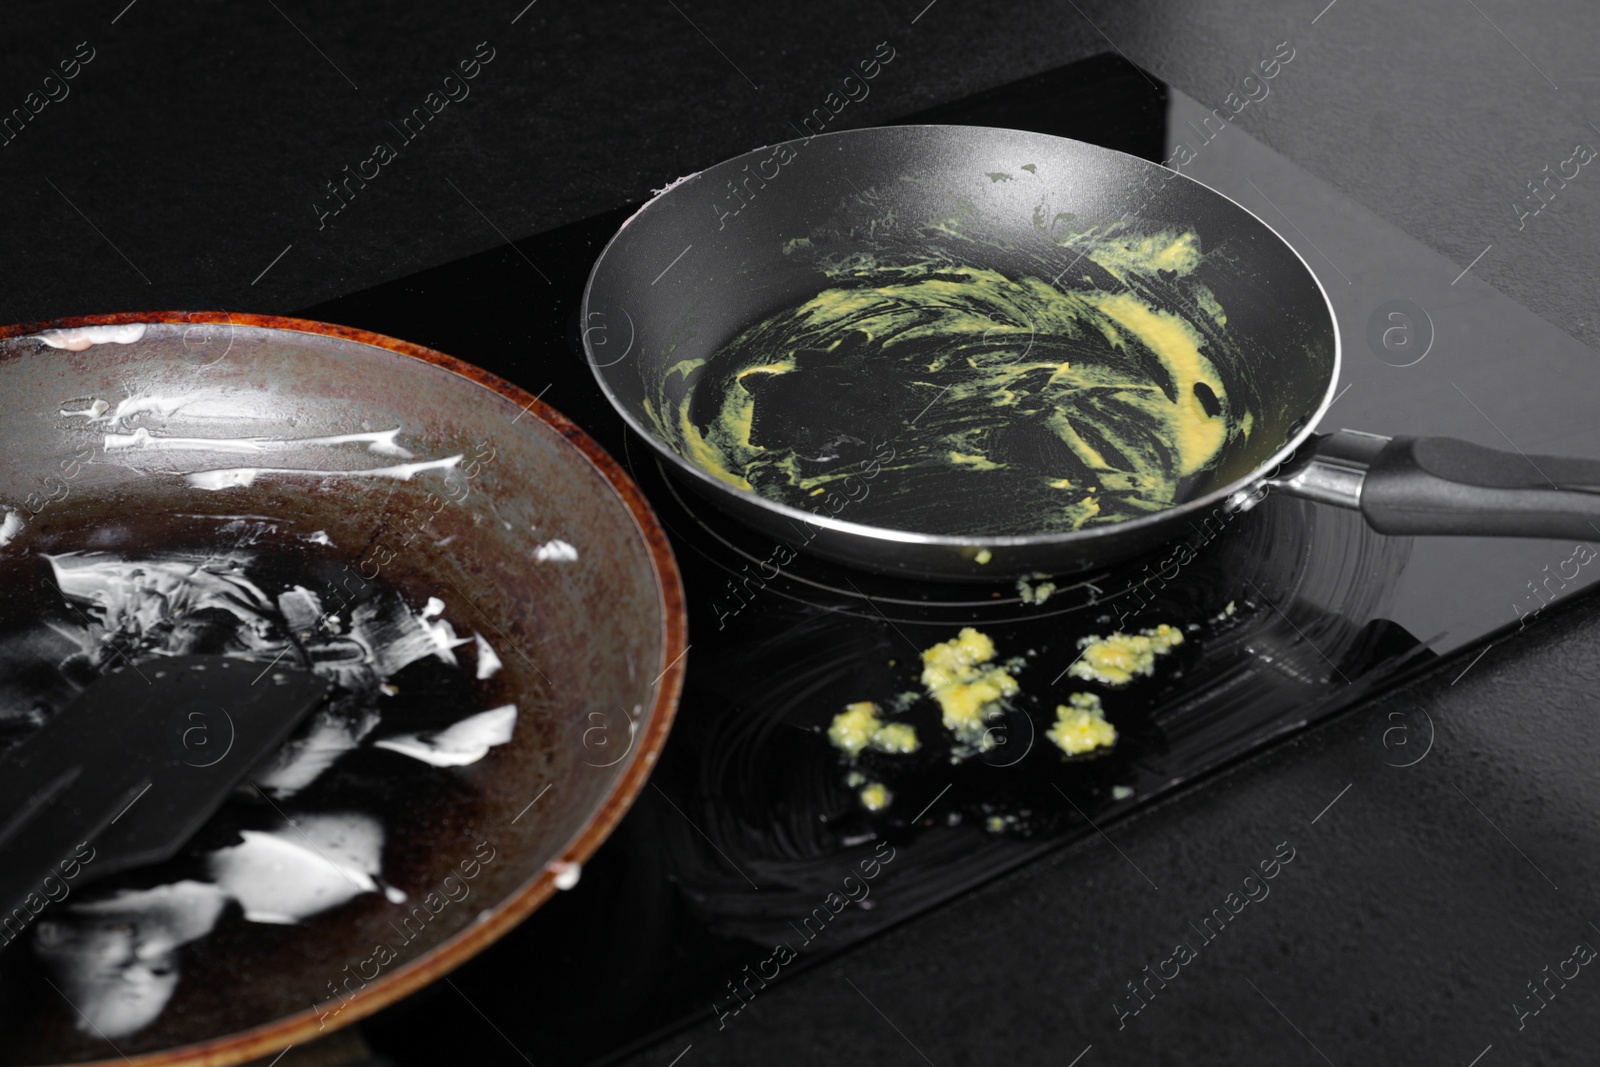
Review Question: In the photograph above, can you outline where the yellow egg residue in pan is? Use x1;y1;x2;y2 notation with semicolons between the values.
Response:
644;224;1248;537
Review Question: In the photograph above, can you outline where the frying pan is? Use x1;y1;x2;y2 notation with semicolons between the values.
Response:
0;313;685;1066
584;125;1600;580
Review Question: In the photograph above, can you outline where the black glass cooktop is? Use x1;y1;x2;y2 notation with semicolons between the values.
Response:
297;53;1600;1067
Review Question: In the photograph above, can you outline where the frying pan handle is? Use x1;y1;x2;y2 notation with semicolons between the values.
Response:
1364;435;1600;539
1275;430;1600;540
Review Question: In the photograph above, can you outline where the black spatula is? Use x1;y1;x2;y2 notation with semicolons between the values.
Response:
0;654;330;933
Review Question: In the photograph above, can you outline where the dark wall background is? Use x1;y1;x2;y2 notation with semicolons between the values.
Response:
0;0;1596;352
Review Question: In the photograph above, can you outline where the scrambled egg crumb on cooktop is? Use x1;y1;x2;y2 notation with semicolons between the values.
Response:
1068;623;1184;685
920;627;1019;753
858;781;892;811
831;617;1190;812
1047;692;1117;755
843;765;895;813
828;700;920;756
1017;576;1058;605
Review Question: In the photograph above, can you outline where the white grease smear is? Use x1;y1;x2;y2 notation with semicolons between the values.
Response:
535;539;579;562
61;394;198;428
47;551;278;640
254;708;380;795
0;510;23;548
256;590;472;793
307;530;334;546
45;553;476;796
650;173;699;198
474;632;502;680
175;513;284;521
104;426;414;459
41;553;370;800
33;880;229;1039
625;171;700;226
277;584;326;634
548;861;582;890
186;454;462;491
27;549;515;1034
373;704;517;767
358;594;471;678
35;324;148;351
208;812;385;924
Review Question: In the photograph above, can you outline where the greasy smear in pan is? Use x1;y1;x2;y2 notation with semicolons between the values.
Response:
645;226;1253;537
0;545;515;1039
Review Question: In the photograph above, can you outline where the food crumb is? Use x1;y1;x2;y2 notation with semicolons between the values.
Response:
975;548;993;565
983;811;1021;833
828;701;922;757
872;721;919;754
1208;599;1239;625
1069;623;1184;685
1017;576;1058;605
859;782;892;811
920;627;1018;753
887;689;920;713
1112;785;1135;800
1046;692;1117;755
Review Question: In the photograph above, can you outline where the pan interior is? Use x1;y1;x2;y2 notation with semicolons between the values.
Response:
0;321;672;1063
591;126;1335;540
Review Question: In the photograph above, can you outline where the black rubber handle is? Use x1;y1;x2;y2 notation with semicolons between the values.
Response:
1362;435;1600;539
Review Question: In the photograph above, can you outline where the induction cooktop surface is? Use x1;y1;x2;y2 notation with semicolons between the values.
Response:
294;53;1600;1067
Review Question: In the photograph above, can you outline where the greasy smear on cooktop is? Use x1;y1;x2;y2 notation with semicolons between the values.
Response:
645;225;1251;536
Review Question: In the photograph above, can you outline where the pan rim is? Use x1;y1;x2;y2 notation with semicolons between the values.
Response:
582;123;1342;553
0;310;689;1067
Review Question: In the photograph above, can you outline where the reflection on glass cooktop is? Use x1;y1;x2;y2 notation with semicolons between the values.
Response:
300;52;1600;1067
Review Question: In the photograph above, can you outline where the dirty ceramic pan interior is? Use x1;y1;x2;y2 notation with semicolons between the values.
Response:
0;313;685;1066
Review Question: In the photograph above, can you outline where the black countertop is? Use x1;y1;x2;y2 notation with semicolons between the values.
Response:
4;2;1599;1064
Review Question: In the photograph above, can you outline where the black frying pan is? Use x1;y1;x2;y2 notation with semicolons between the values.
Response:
584;125;1600;580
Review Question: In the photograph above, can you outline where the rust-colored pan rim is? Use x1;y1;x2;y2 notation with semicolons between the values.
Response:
0;311;689;1067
